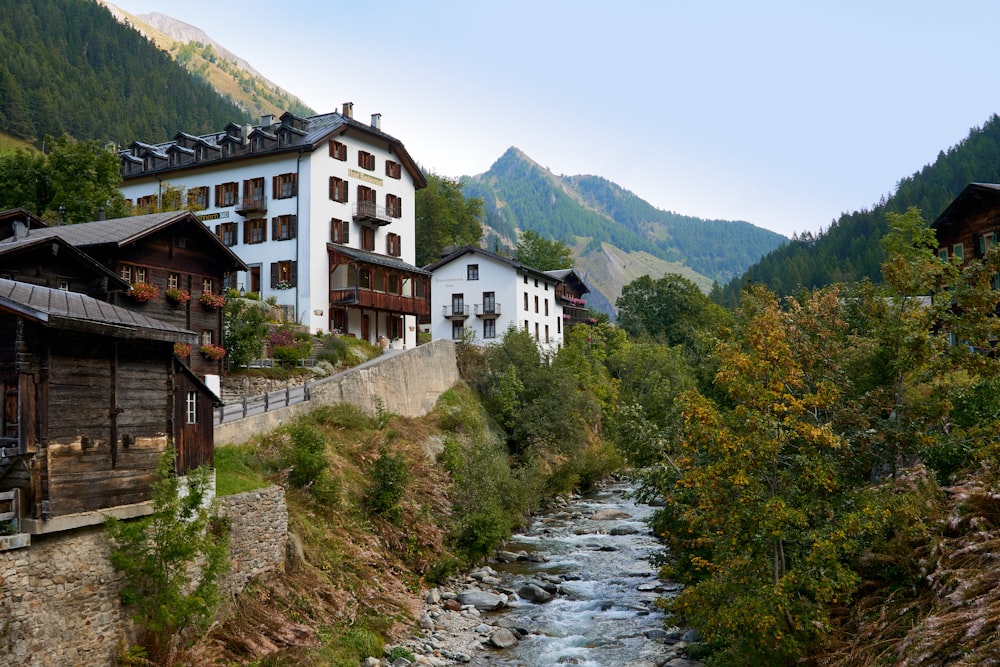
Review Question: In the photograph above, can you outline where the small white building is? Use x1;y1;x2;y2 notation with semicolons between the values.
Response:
118;105;429;347
423;246;574;354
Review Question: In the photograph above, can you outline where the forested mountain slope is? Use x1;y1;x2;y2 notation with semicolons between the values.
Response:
462;147;786;310
717;114;1000;306
0;0;249;144
101;2;315;119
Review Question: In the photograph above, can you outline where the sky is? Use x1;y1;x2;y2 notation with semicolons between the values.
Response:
107;0;1000;238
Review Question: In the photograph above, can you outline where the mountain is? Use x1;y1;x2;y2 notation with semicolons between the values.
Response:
461;148;787;312
717;114;1000;307
100;2;315;119
0;0;249;144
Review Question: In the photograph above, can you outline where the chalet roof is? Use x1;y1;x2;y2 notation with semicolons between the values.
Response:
0;208;46;238
327;243;431;276
932;183;1000;231
123;110;427;189
22;211;248;272
0;278;195;343
545;268;590;295
423;244;559;284
0;235;130;291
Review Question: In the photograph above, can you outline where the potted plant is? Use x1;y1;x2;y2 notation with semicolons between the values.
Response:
173;342;192;359
199;343;226;360
199;292;226;310
165;287;191;305
128;281;159;303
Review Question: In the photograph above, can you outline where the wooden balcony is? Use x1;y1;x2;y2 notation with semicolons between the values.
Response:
474;303;502;319
330;287;429;316
353;201;393;226
443;304;470;320
236;194;268;215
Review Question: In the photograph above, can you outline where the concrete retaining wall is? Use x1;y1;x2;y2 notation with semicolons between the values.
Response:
215;338;459;446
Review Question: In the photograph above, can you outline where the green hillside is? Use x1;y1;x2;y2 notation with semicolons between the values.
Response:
717;114;1000;306
0;0;250;145
461;148;786;309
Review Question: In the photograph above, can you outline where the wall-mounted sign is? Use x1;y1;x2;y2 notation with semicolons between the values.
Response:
348;168;383;187
198;211;230;221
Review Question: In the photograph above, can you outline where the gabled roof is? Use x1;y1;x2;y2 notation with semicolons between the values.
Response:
423;245;559;284
932;183;1000;231
0;208;47;239
22;211;248;272
327;243;431;275
0;235;130;291
545;268;590;295
0;278;194;343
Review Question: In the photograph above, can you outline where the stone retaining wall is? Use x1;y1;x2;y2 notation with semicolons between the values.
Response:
215;338;459;446
0;486;287;666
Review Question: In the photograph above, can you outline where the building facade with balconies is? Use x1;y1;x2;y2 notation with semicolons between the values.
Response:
424;246;570;354
119;105;429;347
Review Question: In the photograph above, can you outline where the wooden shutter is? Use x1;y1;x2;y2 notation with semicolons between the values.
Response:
214;184;223;207
270;262;279;288
290;261;298;287
243;221;251;244
271;218;278;239
290;215;297;239
272;175;278;195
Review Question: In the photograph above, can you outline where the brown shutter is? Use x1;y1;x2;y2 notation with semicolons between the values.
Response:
290;215;297;239
243;221;250;244
272;175;278;195
270;262;279;288
290;261;298;287
271;218;278;239
214;184;222;207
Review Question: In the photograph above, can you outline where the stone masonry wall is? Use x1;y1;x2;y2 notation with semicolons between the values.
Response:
215;338;459;446
0;486;287;667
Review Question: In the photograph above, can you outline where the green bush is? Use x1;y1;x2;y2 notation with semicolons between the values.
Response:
284;422;337;503
366;446;409;523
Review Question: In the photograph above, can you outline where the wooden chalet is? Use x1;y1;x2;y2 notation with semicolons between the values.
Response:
0;233;129;299
546;268;592;329
933;183;1000;268
0;279;217;536
4;212;249;381
327;243;430;342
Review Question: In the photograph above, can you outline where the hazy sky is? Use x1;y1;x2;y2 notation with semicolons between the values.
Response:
108;0;1000;238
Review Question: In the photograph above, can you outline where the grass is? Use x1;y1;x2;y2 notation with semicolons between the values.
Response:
214;444;270;496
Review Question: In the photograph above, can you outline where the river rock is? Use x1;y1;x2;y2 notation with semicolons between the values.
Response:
664;659;705;667
489;627;519;649
495;550;521;562
590;508;631;520
425;588;441;605
517;582;553;603
457;590;507;611
610;525;640;535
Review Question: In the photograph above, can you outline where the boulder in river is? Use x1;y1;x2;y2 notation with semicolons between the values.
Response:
489;627;519;648
457;590;507;611
590;508;632;520
517;582;554;603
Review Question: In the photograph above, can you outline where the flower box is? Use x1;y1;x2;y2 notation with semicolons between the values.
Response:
165;288;191;305
128;281;159;303
199;343;226;360
199;292;226;310
173;342;192;359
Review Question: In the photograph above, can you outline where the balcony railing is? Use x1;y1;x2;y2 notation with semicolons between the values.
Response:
474;303;502;319
443;304;470;319
330;287;428;316
353;201;393;226
236;194;268;215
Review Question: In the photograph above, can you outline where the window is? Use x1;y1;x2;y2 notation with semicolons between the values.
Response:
557;317;561;334
386;232;401;257
188;186;209;210
274;173;297;199
373;269;385;292
938;248;949;262
358;185;376;207
544;298;549;316
136;267;148;283
484;319;496;339
452;321;464;341
523;275;528;284
545;325;549;343
216;182;238;207
361;226;375;251
331;218;349;244
452;294;465;317
329;140;347;160
385;160;401;179
524;320;529;331
202;278;214;294
358;150;375;171
953;243;964;261
329;177;348;202
359;267;371;289
388;273;400;294
135;194;157;212
271;260;296;288
467;264;479;280
244;218;266;244
272;215;297;241
386;193;402;218
168;273;180;290
534;295;539;313
523;292;528;311
119;264;133;283
57;279;70;291
243;178;264;206
201;330;213;345
483;291;496;314
535;322;539;341
186;391;198;424
216;222;238;247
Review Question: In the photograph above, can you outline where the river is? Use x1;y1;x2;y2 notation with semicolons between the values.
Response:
468;482;684;667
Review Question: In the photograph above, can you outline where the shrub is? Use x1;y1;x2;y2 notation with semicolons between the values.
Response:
366;445;409;523
284;422;328;490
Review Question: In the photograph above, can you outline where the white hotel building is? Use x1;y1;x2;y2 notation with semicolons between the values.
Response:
119;105;429;347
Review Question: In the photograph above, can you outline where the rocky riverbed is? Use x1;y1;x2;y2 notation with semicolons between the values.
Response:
363;486;706;667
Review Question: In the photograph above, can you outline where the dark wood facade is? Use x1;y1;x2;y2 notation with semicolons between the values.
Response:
0;279;213;534
0;236;128;299
933;183;1000;266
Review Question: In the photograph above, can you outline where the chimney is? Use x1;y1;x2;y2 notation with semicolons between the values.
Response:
261;113;275;127
342;102;354;118
97;206;106;221
370;113;381;131
12;220;26;241
243;124;252;144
